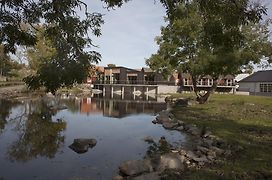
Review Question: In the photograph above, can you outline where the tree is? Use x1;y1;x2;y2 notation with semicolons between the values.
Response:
26;26;57;71
147;0;272;103
7;99;66;162
0;0;133;93
0;45;23;77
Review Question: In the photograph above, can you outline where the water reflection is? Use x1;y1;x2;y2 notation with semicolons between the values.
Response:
79;97;167;118
3;99;66;162
0;99;22;133
1;96;166;163
0;95;185;179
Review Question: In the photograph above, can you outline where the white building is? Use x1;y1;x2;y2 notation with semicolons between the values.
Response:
238;70;272;96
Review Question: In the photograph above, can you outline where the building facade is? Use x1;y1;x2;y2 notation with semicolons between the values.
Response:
91;66;236;94
239;70;272;96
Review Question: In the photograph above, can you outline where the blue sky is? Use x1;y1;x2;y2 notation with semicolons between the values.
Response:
88;0;166;68
87;0;272;69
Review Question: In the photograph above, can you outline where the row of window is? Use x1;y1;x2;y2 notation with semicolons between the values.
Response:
260;83;272;93
183;79;233;86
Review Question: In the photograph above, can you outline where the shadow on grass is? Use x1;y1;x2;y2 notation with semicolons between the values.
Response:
172;105;272;179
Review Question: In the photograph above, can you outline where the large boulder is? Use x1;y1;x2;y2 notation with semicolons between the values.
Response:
143;136;155;144
156;115;170;124
132;172;160;180
162;122;178;129
69;138;97;154
156;153;185;172
112;175;124;180
119;159;153;176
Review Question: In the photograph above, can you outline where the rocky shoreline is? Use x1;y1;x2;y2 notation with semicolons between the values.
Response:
113;98;236;180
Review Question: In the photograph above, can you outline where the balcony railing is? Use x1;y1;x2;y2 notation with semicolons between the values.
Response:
93;80;177;86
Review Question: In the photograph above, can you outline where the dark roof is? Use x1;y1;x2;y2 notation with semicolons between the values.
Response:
142;67;154;73
104;66;136;71
239;70;272;82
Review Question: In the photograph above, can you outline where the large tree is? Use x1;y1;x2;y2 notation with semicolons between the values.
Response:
147;0;272;103
0;0;129;93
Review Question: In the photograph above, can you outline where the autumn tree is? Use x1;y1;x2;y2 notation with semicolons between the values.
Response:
147;0;272;103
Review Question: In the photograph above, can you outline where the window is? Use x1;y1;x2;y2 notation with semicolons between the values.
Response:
260;83;272;93
226;79;233;86
209;79;213;86
184;78;189;85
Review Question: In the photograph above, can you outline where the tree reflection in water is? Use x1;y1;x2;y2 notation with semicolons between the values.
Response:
7;98;66;162
0;99;22;134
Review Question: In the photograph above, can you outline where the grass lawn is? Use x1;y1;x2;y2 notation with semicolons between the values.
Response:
170;93;272;179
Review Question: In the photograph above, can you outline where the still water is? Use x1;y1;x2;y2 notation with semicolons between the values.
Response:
0;95;186;180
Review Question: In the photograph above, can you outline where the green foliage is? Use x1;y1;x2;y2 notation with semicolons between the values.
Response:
0;0;137;93
147;0;272;78
0;45;23;77
1;0;105;93
147;0;272;102
26;26;56;71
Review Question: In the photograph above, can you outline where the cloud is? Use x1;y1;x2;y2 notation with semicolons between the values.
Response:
85;0;272;68
86;0;166;68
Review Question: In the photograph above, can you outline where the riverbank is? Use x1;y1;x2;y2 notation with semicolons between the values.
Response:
0;84;28;98
170;94;272;179
0;85;88;99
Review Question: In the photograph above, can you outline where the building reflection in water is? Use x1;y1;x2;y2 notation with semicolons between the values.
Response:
78;93;167;118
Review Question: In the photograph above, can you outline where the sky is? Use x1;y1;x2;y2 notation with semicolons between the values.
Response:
86;0;272;69
87;0;166;68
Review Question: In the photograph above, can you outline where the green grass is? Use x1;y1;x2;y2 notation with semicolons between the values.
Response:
171;93;272;179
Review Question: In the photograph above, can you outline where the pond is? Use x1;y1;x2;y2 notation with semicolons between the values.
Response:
0;95;187;179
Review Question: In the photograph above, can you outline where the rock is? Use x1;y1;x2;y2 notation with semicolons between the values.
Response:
202;138;214;148
156;116;170;124
207;150;216;158
187;126;200;136
187;100;197;106
119;159;153;176
175;126;184;131
210;146;224;155
69;138;97;154
143;136;155;144
132;172;160;180
186;151;198;159
192;156;209;163
224;149;232;156
162;122;178;129
112;175;124;180
177;120;185;125
175;98;189;106
207;155;215;161
156;153;185;172
184;124;196;131
179;149;187;156
167;112;174;118
202;131;212;138
196;146;210;154
152;119;158;124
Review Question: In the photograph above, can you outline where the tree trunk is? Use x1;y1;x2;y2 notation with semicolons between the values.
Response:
191;75;201;97
196;79;218;104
